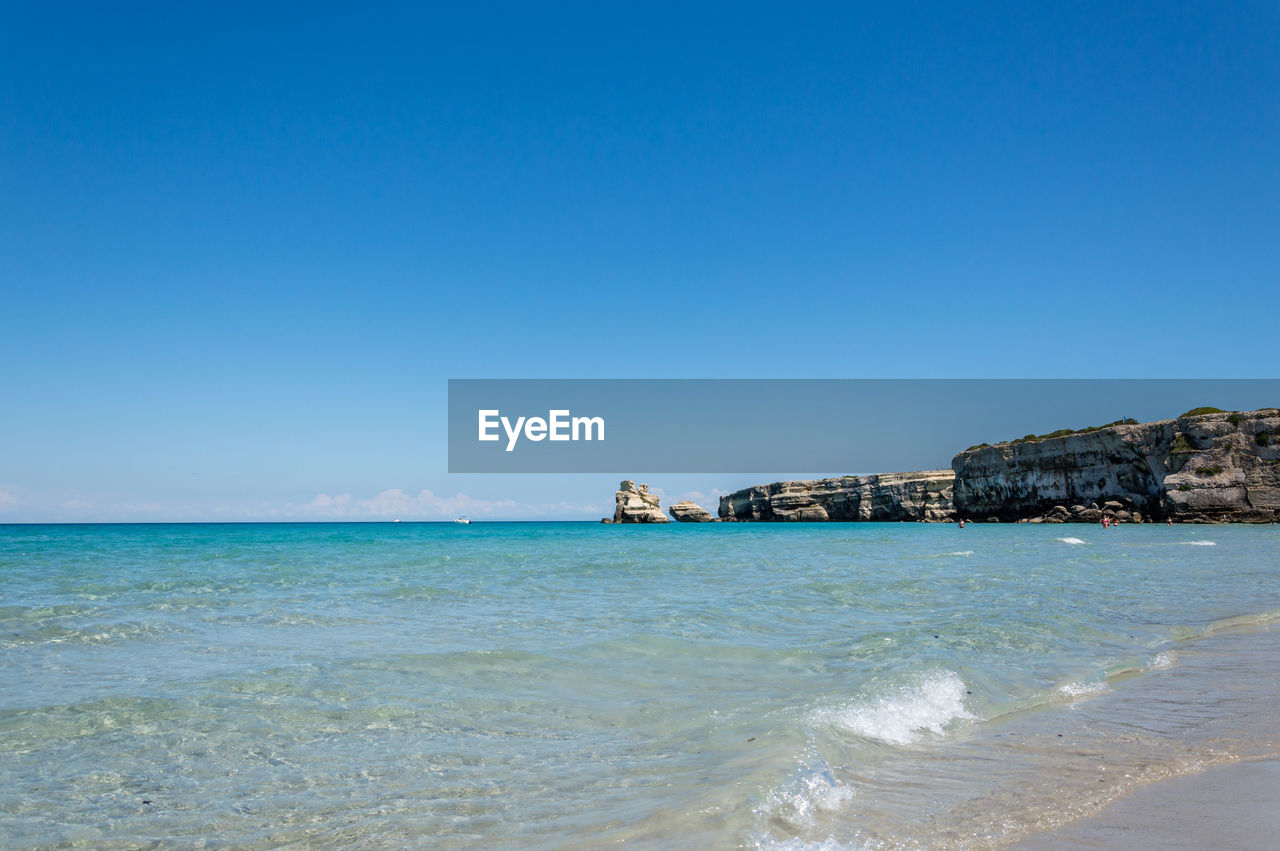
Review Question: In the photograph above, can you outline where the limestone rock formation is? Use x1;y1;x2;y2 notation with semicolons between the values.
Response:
610;409;1278;526
951;409;1280;523
610;480;671;524
668;500;716;522
718;470;955;522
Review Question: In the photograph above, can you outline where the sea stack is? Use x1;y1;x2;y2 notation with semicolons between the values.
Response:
610;480;670;523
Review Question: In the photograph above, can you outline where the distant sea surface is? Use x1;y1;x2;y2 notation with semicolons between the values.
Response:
2;522;1278;848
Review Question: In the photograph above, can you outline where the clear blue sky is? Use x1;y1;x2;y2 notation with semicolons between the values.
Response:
3;2;1277;521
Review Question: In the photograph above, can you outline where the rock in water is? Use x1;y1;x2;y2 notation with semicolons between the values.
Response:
668;500;716;522
612;481;670;524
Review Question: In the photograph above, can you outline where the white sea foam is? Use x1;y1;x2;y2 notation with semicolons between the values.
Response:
1059;653;1174;702
758;763;855;832
1056;537;1087;545
1057;681;1110;700
809;671;974;746
757;836;855;851
1181;540;1216;546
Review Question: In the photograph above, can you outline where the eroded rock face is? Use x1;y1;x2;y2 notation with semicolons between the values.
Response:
668;500;716;522
951;409;1280;523
717;470;956;522
612;480;670;523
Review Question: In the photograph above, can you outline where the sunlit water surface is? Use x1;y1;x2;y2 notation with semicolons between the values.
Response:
2;522;1277;848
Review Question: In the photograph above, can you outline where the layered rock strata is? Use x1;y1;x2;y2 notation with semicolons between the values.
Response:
717;470;955;522
668;500;717;522
952;409;1280;523
621;409;1278;525
606;480;670;524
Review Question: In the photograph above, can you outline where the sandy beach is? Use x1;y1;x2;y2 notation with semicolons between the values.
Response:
1010;615;1280;849
1018;758;1280;849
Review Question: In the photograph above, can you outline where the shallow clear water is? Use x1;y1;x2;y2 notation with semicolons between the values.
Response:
1;521;1277;848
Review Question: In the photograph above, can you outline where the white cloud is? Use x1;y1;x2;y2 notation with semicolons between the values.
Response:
288;483;512;516
293;488;512;519
120;503;163;514
0;486;609;522
679;491;707;502
279;489;604;520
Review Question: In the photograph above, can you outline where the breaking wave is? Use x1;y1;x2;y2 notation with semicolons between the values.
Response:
808;671;975;746
757;761;856;833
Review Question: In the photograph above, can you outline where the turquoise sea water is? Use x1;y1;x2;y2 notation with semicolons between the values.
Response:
2;522;1278;848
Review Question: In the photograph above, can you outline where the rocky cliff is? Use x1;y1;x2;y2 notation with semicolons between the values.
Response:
951;409;1280;523
718;470;955;522
606;480;670;524
623;409;1278;525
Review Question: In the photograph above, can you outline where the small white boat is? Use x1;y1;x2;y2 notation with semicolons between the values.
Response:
452;516;471;525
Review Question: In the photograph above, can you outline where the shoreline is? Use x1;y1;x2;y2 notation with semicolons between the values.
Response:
789;606;1280;848
994;617;1280;849
2;523;1277;846
1015;758;1280;849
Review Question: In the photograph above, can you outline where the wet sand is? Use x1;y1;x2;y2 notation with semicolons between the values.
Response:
1016;758;1280;849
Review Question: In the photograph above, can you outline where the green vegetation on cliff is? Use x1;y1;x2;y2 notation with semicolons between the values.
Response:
965;407;1280;454
1006;418;1139;445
